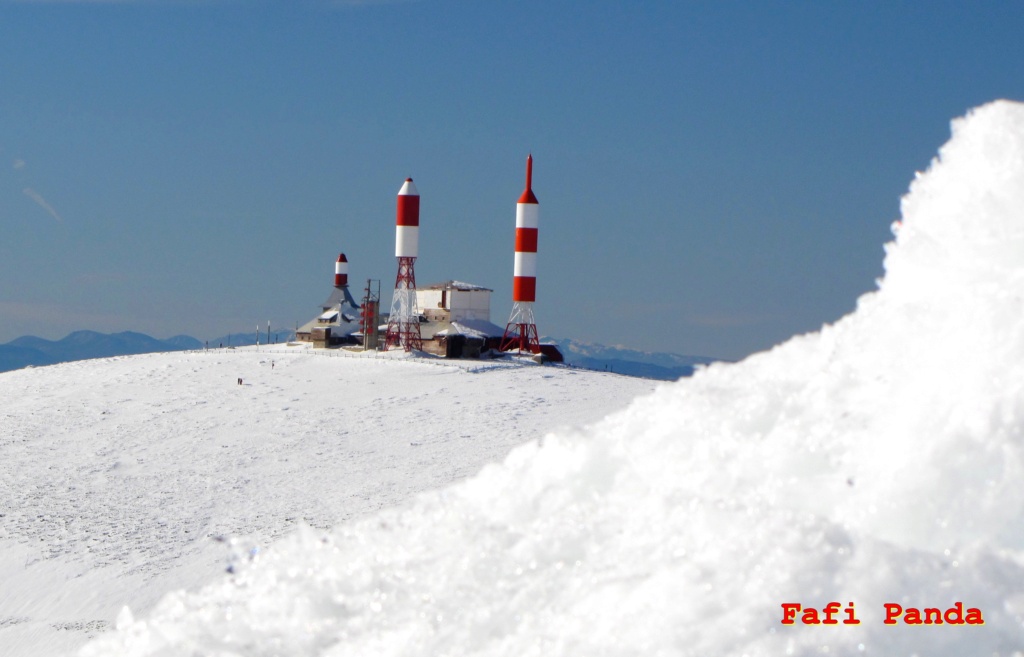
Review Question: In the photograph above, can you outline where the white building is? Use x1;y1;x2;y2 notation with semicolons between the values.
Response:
416;281;493;323
414;281;508;357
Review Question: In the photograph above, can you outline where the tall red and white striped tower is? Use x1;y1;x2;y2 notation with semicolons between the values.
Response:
384;178;423;351
501;155;541;354
334;253;349;287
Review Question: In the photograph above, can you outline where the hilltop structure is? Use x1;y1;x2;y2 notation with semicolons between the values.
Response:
415;281;505;358
296;253;362;347
297;158;560;361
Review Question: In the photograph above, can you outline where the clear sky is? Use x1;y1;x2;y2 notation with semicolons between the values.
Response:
1;0;1022;361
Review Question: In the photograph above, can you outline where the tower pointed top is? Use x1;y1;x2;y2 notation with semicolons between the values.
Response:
518;154;538;204
398;178;419;196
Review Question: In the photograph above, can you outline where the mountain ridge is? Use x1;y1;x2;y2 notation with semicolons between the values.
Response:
0;331;202;372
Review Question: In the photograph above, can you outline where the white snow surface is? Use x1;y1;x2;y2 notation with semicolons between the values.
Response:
0;348;654;656
22;99;1024;656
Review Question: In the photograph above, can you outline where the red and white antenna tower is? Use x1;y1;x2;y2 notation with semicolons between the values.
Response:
384;178;423;351
501;155;541;353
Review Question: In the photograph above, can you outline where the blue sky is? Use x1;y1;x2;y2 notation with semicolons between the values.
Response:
1;0;1022;360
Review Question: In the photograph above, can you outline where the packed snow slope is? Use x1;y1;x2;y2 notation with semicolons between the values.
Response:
0;348;654;657
85;100;1024;656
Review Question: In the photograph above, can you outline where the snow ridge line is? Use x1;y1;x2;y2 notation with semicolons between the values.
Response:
180;346;534;374
301;348;533;374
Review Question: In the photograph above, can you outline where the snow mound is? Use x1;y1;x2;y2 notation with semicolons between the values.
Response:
82;101;1024;656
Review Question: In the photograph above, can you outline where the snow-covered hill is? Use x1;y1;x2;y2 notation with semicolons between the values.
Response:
74;100;1024;656
0;348;655;656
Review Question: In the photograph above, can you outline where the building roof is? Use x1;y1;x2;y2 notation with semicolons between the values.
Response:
297;285;363;337
433;318;506;339
422;280;493;292
321;286;360;310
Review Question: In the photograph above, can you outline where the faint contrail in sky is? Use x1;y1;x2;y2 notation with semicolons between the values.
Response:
23;187;64;223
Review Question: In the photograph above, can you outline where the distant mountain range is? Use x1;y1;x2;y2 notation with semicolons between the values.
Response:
549;337;722;380
0;331;721;380
0;331;202;373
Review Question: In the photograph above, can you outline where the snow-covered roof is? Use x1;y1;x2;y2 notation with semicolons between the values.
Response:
418;319;449;341
321;286;360;310
296;285;365;335
433;319;505;339
423;280;492;292
298;300;363;336
297;318;362;337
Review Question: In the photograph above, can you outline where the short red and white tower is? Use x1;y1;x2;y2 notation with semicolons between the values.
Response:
334;253;349;288
501;155;541;353
384;178;424;351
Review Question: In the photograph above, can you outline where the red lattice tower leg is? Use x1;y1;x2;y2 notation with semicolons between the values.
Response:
384;256;422;352
501;301;540;353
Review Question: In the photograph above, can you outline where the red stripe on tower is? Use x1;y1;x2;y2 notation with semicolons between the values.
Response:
515;228;538;253
512;276;536;301
334;253;349;287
